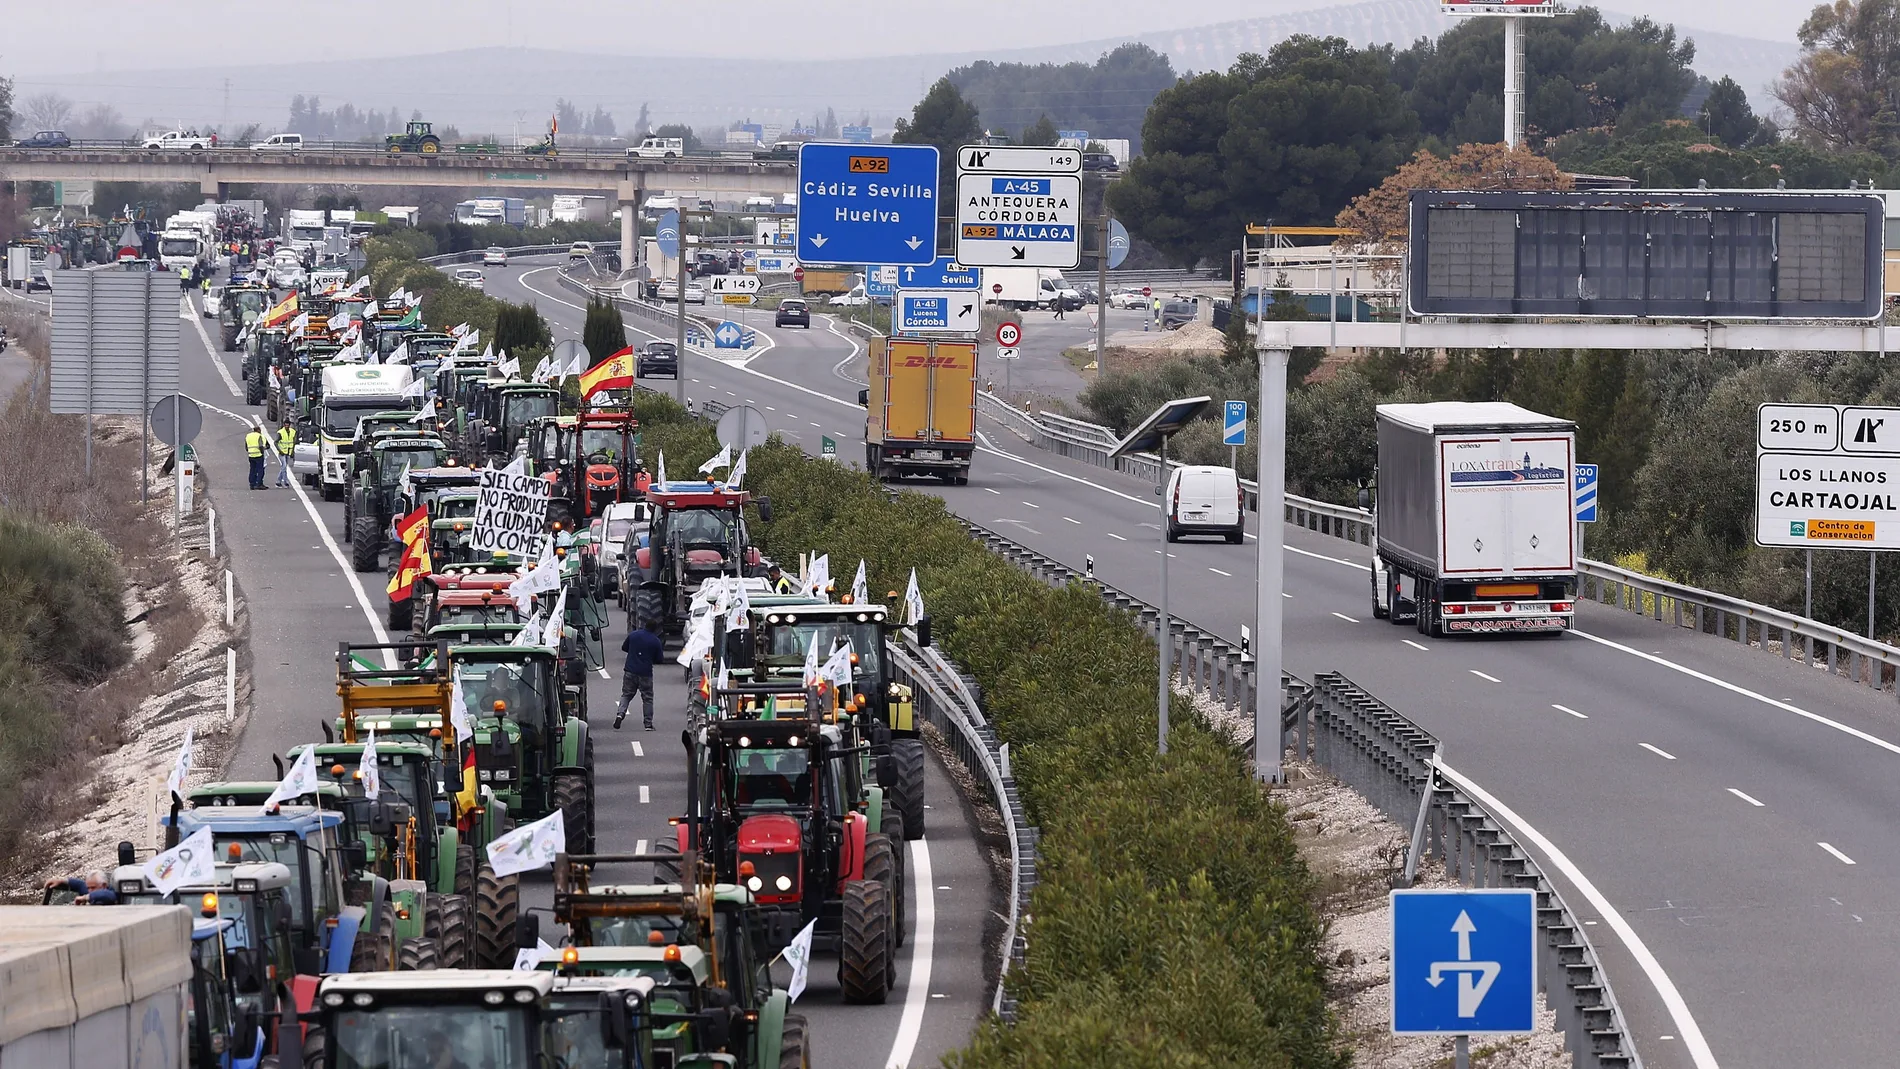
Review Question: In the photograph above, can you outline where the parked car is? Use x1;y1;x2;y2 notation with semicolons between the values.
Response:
1160;299;1197;329
142;130;211;150
203;287;222;318
598;501;652;598
251;133;303;152
15;131;71;149
615;504;658;608
638;341;678;378
684;283;706;305
1108;289;1148;309
483;246;509;266
775;298;811;328
1164;465;1244;543
1083;152;1120;173
453;267;485;291
829;287;870;307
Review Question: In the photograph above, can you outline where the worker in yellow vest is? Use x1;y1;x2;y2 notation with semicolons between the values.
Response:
275;423;297;488
244;425;268;490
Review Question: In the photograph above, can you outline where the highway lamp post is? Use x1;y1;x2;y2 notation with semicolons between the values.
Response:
675;216;688;405
1245;223;1291;783
1110;396;1212;757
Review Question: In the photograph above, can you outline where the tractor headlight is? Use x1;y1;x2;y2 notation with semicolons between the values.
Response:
775;875;793;892
746;876;762;891
322;993;344;1007
494;768;511;781
478;769;492;782
351;993;373;1007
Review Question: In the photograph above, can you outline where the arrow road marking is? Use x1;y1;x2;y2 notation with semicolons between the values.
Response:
1425;910;1503;1018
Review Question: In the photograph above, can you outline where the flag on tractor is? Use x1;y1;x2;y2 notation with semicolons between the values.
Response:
578;347;635;399
386;505;432;600
261;292;299;327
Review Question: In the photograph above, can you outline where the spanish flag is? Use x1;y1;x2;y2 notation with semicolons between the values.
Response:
578;346;635;399
261;292;299;328
385;506;431;600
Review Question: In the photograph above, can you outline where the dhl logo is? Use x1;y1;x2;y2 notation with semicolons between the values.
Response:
899;355;967;368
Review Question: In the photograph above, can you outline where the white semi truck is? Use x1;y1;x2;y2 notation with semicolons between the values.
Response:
1370;402;1579;636
281;210;327;262
305;363;418;500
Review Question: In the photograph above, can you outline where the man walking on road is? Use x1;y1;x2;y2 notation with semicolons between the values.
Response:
244;424;269;490
614;619;664;731
275;422;297;487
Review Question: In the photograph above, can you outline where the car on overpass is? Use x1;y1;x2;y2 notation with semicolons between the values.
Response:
1083;151;1120;173
15;131;70;149
483;246;509;266
568;242;593;262
251;133;303;152
142;130;212;150
637;341;678;379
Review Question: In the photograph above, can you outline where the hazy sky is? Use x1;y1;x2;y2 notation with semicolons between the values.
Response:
0;0;1807;77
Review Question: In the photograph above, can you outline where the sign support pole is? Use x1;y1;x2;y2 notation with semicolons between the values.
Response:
1096;211;1109;375
1806;549;1814;619
141;272;153;504
1455;1035;1470;1069
1503;16;1525;148
1157;436;1171;757
1256;346;1289;783
675;217;687;406
1870;553;1878;640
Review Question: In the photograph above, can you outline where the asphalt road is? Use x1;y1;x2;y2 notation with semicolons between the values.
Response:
172;274;990;1069
485;254;1900;1069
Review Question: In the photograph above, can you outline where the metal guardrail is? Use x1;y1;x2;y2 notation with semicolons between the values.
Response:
886;639;1036;1021
1288;674;1642;1069
418;243;571;267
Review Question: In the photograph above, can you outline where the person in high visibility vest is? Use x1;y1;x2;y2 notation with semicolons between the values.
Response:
244;425;269;490
274;423;297;488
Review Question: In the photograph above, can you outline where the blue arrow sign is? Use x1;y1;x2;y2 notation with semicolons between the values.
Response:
1108;219;1131;270
864;266;896;300
713;322;744;349
796;143;939;267
1223;400;1248;447
1392;889;1535;1035
1574;463;1599;523
900;256;980;291
656;209;680;260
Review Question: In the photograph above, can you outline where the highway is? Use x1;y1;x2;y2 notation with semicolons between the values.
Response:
168;279;991;1069
483;253;1900;1069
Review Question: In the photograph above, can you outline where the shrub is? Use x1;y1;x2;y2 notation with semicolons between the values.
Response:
583;297;627;362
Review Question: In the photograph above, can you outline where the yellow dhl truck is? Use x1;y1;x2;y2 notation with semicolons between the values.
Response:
860;336;976;484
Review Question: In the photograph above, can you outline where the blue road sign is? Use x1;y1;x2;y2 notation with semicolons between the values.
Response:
657;209;680;260
842;125;874;144
796;143;939;267
899;256;980;291
1392;889;1535;1035
896;289;979;333
1223;400;1248;447
1574;463;1599;523
713;322;745;349
865;266;897;300
1108;219;1131;270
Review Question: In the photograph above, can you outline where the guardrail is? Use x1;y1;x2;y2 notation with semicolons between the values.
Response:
418;244;571;267
1;140;781;161
554;267;761;353
1287;674;1642;1069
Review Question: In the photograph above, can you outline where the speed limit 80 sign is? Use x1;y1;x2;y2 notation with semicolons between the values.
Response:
996;322;1021;348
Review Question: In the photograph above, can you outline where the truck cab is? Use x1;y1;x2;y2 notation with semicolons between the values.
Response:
316;365;419;500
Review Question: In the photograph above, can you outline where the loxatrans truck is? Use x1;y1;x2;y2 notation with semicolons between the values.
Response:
1369;402;1578;636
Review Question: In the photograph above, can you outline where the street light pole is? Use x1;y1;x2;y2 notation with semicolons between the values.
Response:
675;213;688;405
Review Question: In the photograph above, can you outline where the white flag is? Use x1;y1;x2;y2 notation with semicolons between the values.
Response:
820;641;854;688
727;451;747;490
326;311;350;332
699;445;731;476
544;586;568;646
676;614;715;667
388;287;407;306
486;810;565;878
450;675;473;741
480;342;494;361
144;827;216;897
724;581;750;632
388;340;411;365
165;725;194;801
450;322;470;338
565;347;587;380
401;376;427;399
342;275;370;298
361;729;381;800
336;339;363;363
500;454;528;477
287;312;309;333
512;609;545;648
656;451;668;491
512;938;556;972
904;568;924;626
850;560;868;606
263;747;320;810
801;637;821;688
806;554;830;599
506;545;560;607
364;299;380;316
460;328;480;350
783;919;817;1002
531;355;553;383
497;352;521;379
408;398;439;424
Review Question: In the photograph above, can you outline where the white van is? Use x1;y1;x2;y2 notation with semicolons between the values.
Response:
253;133;304;152
629;137;685;159
1164;465;1244;543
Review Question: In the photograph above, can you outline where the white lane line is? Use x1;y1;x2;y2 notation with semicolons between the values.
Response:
638;785;650;804
884;841;935;1069
635;838;648;854
1022;501;1040;509
745;398;756;404
1287;544;1369;571
1727;788;1764;807
1402;639;1429;651
1639;743;1677;760
765;406;776;412
1818;842;1857;865
808;421;821;428
1552;704;1589;719
1570;628;1900;757
597;666;610;679
1210;567;1233;577
1281;591;1291;598
185;309;243;398
1469;669;1501;683
1437;760;1717;1068
1106;532;1127;541
631;741;645;758
1331;611;1358;623
1063;516;1081;525
983;488;1001;495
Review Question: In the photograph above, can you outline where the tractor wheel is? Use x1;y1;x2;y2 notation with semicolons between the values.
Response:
837;879;892;1004
553;772;592;855
341;492;353;542
398;938;438;971
350;511;381;572
473;861;520;969
387;143;402;154
433;892;473;969
421;138;441;153
862;832;900;968
777;1013;810;1069
454;843;475;900
266;395;279;423
880;811;908;949
301;1027;326;1069
387;594;413;632
246;374;265;406
350;902;393;972
890;738;926;841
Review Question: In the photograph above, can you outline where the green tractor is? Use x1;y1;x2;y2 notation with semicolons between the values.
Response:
248;326;290;411
383;466;482;629
343;434;447;572
385;119;443;154
452;641;598;857
469;381;564;466
221;282;272;353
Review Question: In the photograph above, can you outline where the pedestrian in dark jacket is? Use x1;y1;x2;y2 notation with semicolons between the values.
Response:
615;620;664;730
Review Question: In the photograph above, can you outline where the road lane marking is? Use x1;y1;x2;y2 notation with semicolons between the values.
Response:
884;841;936;1069
1552;704;1588;719
1287;544;1369;570
1470;669;1501;683
1570;628;1900;758
638;785;650;804
1639;743;1677;760
635;838;648;854
1331;611;1358;623
1022;501;1040;508
1106;532;1126;540
597;666;609;679
1727;788;1764;807
809;421;821;428
983;488;1000;495
1435;759;1718;1069
1210;567;1232;577
632;741;644;757
184;308;242;398
1063;516;1081;525
1818;842;1857;865
765;406;776;412
1402;639;1429;651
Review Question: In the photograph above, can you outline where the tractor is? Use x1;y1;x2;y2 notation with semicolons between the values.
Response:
343;434;448;572
400;331;459;377
546;852;811;1069
469;381;565;465
452;641;597;857
680;682;905;1003
382;466;481;628
384;119;443;154
637;483;768;639
249;327;290;413
527;411;646;526
221;281;272;353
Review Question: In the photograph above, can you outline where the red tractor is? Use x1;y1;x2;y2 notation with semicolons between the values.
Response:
633;482;766;637
527;411;647;526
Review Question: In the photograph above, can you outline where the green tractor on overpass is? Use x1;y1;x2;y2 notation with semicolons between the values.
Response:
385;120;443;154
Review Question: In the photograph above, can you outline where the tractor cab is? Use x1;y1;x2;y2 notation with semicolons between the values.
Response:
401;332;458;377
222;282;272;351
541;976;657;1069
311;971;552;1069
472;383;564;465
344;434;447;572
638;484;765;636
189;780;345;810
451;643;596;853
528;412;645;525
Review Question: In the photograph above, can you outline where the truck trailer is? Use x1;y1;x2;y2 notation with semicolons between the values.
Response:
1370;402;1578;636
0;905;193;1069
862;336;977;483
